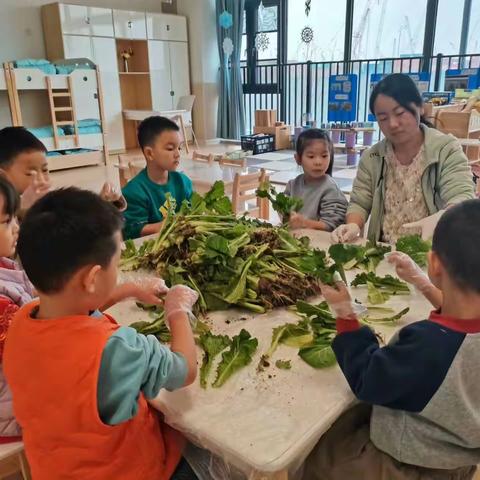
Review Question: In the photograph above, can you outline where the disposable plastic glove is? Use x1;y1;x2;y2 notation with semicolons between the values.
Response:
21;171;52;210
99;182;127;212
164;285;199;322
320;279;358;319
402;210;445;240
130;278;169;305
331;223;361;244
386;252;432;293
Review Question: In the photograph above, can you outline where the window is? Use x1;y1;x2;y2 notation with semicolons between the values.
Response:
351;0;427;59
256;4;278;61
434;0;462;55
467;0;480;53
287;0;346;62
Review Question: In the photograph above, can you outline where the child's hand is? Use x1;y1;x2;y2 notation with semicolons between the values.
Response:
320;281;356;319
99;182;127;212
21;171;51;210
386;252;431;292
131;278;169;305
289;212;307;229
164;285;199;323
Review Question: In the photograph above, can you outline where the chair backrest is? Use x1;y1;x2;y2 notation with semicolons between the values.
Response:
176;95;196;112
219;156;247;168
192;151;214;164
117;154;145;187
231;169;270;219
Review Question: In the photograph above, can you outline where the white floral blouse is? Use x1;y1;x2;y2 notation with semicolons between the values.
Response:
382;143;429;244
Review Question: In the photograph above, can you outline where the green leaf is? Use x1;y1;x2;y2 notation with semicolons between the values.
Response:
396;234;431;267
367;281;390;305
275;359;292;370
198;332;231;388
351;272;410;293
362;307;410;325
213;329;258;387
299;342;337;369
256;182;303;219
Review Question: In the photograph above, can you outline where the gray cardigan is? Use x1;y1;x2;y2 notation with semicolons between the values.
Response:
285;174;348;231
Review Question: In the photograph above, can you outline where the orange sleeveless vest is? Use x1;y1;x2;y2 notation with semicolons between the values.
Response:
4;302;184;479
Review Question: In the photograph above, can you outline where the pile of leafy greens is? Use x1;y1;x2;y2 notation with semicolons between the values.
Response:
351;272;410;305
120;182;339;314
396;234;432;267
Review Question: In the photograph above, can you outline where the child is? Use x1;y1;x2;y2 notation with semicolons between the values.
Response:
0;176;33;443
122;116;193;239
0;127;51;214
4;188;199;479
285;129;347;231
0;126;125;214
303;199;480;480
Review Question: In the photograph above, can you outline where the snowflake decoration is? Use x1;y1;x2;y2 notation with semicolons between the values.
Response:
255;32;270;52
223;37;234;57
301;26;314;44
219;10;233;29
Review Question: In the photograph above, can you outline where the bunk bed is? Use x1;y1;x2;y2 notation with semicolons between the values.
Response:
4;58;108;171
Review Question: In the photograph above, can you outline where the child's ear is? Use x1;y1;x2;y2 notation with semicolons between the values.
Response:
83;265;102;294
427;251;443;287
294;153;301;165
143;146;154;162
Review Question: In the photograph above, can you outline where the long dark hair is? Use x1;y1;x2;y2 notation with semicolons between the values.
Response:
369;73;433;127
296;128;334;176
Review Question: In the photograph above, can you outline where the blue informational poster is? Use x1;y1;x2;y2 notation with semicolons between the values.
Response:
368;72;430;121
444;69;480;91
328;74;358;122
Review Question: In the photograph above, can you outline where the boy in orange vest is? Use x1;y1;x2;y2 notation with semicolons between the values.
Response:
4;187;199;479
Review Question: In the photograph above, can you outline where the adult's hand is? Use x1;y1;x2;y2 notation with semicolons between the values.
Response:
331;223;361;244
402;210;445;240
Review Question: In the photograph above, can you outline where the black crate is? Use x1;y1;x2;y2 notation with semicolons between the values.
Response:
241;134;275;155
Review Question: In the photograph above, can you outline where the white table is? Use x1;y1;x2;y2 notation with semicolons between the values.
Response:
108;230;431;478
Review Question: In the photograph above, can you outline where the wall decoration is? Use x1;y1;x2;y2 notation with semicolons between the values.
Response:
255;32;270;52
219;10;233;29
301;26;314;44
120;48;134;73
328;74;358;122
223;37;234;57
305;0;312;16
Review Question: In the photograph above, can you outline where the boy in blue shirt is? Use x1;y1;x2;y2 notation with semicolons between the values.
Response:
304;199;480;480
122;116;193;239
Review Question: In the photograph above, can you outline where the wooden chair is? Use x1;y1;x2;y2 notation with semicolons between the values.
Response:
192;151;214;164
117;154;145;187
231;169;269;220
0;442;31;480
219;156;247;168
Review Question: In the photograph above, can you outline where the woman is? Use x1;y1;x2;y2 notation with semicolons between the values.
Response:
332;73;475;244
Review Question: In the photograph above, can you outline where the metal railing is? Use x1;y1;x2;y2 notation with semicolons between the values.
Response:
241;53;480;133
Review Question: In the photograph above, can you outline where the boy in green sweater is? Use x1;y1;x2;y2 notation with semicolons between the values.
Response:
122;116;193;239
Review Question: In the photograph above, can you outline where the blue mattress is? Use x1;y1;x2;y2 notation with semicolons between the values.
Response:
27;126;65;138
15;59;56;75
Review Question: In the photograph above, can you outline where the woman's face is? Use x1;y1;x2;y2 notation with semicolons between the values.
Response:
373;94;421;144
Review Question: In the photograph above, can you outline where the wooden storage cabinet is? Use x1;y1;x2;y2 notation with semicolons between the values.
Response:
146;13;187;42
113;10;147;40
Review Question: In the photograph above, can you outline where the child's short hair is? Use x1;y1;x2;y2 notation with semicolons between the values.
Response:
18;188;123;294
296;129;334;175
137;116;180;150
0;175;19;217
433;200;480;293
0;127;47;169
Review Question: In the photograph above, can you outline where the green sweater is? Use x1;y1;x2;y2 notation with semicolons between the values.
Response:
122;169;193;239
347;125;475;242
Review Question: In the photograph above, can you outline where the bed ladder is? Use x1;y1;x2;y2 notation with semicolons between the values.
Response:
46;76;79;150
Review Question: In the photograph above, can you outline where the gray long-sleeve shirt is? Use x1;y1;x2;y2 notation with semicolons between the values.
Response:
284;174;348;231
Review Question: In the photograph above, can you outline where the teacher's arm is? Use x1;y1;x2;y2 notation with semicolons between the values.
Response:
438;140;476;206
345;153;375;229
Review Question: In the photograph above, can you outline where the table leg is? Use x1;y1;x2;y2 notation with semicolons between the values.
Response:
250;469;289;480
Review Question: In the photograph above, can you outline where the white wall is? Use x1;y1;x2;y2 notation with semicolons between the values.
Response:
177;0;219;141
